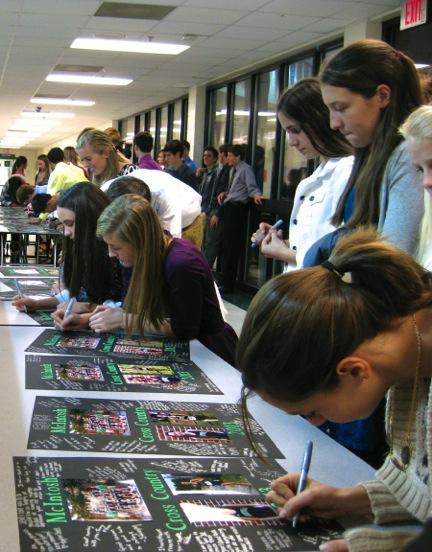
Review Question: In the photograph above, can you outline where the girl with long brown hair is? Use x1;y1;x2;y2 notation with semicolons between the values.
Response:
90;194;237;366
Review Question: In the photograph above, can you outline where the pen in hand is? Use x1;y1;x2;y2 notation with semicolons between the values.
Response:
15;279;27;313
292;440;313;529
251;219;284;248
63;296;76;320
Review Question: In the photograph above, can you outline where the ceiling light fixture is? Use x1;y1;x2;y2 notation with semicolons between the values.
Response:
30;98;95;106
46;73;132;86
21;111;75;119
71;37;189;55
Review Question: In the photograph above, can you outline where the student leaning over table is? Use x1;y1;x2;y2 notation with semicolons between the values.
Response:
84;194;237;366
13;183;121;325
236;229;432;552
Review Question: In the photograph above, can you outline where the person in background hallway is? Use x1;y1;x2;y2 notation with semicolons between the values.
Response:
182;139;197;173
63;145;87;176
217;144;263;293
104;127;124;154
47;147;87;195
11;156;28;183
157;148;166;169
133;131;161;171
199;146;223;268
34;154;51;186
164;140;198;190
76;129;136;188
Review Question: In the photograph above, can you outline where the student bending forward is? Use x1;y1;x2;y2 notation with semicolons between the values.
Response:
89;194;238;366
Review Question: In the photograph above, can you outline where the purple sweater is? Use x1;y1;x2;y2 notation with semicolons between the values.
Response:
121;239;237;366
138;153;162;171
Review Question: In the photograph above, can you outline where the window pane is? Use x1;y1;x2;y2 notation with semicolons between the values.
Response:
211;87;227;146
172;100;182;140
149;110;156;137
245;70;278;287
232;79;251;145
287;57;314;87
160;106;168;146
280;57;314;201
255;70;277;197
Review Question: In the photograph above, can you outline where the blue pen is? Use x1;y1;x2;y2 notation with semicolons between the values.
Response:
292;440;313;529
251;218;284;248
63;296;76;319
15;279;27;313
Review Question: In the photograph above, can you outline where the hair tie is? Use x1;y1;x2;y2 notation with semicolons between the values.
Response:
396;49;406;62
321;260;353;284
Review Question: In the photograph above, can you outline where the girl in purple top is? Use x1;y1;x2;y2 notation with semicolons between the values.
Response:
90;194;237;366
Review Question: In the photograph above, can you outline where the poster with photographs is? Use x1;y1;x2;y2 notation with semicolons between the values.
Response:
28;397;282;458
0;265;59;278
0;277;56;299
26;354;222;394
25;329;190;361
24;310;56;327
14;456;342;552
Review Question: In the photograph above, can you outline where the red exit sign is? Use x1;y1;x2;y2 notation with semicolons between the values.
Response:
400;0;428;29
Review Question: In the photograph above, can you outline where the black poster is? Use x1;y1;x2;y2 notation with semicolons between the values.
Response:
24;311;56;327
25;329;190;361
0;266;59;277
26;354;222;394
14;456;342;552
28;397;282;458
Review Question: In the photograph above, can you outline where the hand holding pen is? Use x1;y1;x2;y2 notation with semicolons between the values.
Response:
15;278;27;312
292;441;313;529
63;296;76;319
251;219;283;248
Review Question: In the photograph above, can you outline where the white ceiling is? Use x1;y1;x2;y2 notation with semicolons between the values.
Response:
0;0;403;149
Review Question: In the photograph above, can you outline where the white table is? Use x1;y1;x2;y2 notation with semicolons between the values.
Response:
0;317;378;551
0;299;53;326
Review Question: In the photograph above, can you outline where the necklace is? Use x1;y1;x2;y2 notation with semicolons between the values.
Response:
389;314;422;471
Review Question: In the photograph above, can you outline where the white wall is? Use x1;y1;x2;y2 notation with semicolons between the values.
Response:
0;147;40;184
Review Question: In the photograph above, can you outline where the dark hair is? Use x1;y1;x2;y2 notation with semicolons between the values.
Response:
164;140;184;156
237;229;432;403
277;77;352;158
181;139;191;151
106;176;151;202
47;147;64;164
203;146;218;159
320;39;424;227
133;131;153;153
58;183;120;304
227;144;245;159
12;156;27;173
4;176;24;204
419;69;432;104
31;193;52;216
219;144;229;155
15;184;34;205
